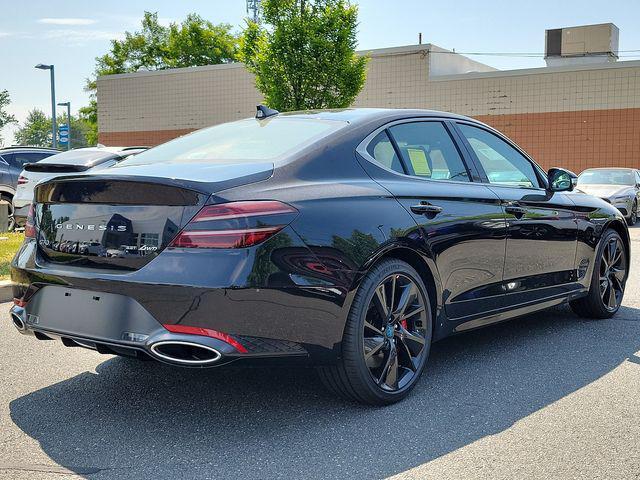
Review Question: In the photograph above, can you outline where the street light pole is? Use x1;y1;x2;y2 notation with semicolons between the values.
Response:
57;101;71;150
35;64;57;149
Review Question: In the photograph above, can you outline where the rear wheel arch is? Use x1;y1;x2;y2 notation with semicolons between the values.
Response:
359;246;441;335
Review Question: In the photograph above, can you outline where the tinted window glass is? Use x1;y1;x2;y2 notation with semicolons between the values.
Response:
636;171;640;184
365;130;404;174
458;124;540;188
11;152;51;167
388;122;469;182
121;118;345;166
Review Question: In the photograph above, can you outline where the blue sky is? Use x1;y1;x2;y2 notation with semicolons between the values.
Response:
1;0;639;143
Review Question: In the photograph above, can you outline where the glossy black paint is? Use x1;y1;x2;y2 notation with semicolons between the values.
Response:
10;109;630;366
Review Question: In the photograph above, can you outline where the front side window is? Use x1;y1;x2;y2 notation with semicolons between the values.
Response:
458;124;540;188
388;122;470;182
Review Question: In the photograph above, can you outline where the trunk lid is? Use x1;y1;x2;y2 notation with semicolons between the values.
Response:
33;161;274;271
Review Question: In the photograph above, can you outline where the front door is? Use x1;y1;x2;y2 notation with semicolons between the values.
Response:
455;122;579;306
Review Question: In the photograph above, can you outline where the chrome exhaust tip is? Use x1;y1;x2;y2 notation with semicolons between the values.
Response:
149;340;221;365
11;312;26;332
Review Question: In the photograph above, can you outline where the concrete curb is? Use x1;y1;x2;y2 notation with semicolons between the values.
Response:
0;280;13;303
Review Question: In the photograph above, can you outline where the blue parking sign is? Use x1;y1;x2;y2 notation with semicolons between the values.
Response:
58;124;69;145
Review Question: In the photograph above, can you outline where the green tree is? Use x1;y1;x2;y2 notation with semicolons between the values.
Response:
0;90;17;146
14;109;90;148
166;14;239;68
79;100;98;146
14;110;51;147
82;11;240;139
241;0;368;111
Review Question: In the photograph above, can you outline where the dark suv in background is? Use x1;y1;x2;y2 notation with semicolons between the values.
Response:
0;146;58;229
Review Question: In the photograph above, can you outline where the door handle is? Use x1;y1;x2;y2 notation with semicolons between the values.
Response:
504;203;527;217
410;203;443;215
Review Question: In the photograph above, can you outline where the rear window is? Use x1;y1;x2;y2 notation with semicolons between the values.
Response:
120;117;345;166
38;149;117;166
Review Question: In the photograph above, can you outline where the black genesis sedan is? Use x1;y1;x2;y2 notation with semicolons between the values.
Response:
10;107;630;405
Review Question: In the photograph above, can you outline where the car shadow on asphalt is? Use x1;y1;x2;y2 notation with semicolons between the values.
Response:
9;305;640;479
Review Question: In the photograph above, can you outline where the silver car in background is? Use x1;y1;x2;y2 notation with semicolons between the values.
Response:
13;146;147;227
577;167;640;225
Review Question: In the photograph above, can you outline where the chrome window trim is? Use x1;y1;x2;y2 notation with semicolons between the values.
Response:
355;117;476;186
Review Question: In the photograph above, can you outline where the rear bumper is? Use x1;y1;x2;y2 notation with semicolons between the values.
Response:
9;289;310;367
10;230;354;365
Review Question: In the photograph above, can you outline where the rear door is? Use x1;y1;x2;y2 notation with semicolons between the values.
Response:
454;122;579;305
358;119;508;322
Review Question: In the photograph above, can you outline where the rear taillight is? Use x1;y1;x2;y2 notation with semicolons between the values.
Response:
17;175;28;185
169;200;298;249
24;204;36;238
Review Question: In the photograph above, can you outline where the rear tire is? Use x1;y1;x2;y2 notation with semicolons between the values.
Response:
570;229;627;319
318;259;432;405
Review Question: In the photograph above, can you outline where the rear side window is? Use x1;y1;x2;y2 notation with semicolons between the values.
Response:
10;152;51;167
458;124;540;188
120;117;345;166
388;122;470;182
365;131;404;174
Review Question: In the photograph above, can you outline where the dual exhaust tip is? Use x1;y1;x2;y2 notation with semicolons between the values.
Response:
11;312;26;332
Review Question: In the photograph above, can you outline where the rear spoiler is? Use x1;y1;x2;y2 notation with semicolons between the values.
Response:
24;163;90;173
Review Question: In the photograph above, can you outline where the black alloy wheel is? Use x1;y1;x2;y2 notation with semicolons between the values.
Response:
363;273;428;391
598;235;626;312
317;259;432;405
629;201;637;226
570;229;627;319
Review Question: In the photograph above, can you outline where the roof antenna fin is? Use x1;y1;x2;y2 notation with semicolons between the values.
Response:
256;104;279;119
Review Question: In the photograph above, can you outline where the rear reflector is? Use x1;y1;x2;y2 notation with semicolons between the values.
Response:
163;324;248;353
169;200;297;249
13;298;27;308
24;204;36;238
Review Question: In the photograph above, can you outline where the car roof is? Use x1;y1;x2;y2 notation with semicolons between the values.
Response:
278;108;473;125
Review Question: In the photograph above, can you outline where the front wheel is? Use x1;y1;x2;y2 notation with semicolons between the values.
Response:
570;229;628;319
318;259;432;405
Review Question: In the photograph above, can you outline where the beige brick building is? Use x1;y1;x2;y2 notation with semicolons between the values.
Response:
97;41;640;173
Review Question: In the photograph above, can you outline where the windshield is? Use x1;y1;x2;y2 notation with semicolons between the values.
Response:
577;169;635;186
118;117;345;166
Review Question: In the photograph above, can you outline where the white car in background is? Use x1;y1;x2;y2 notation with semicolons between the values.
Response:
13;146;147;227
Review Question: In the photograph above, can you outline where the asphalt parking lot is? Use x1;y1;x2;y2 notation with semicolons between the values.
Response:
0;227;638;480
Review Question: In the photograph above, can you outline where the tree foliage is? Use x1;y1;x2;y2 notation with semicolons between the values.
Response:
241;0;368;111
0;90;17;146
82;12;240;138
14;109;90;148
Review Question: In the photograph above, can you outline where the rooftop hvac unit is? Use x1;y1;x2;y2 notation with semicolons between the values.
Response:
545;23;619;66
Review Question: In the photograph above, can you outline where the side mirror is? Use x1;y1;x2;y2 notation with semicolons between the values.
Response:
548;167;577;192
